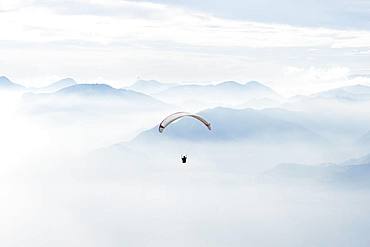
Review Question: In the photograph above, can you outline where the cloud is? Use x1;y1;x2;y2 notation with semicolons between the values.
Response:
0;0;370;93
1;0;370;48
278;66;370;95
283;66;350;82
0;0;33;11
136;0;370;29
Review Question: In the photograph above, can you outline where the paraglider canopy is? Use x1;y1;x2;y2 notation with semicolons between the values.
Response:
158;112;211;133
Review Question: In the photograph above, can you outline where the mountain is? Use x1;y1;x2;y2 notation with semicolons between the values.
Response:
340;153;370;166
261;153;370;186
0;76;25;91
312;84;370;102
39;78;77;92
356;131;370;146
93;107;329;176
262;163;339;183
287;84;370;106
127;80;176;95
236;98;282;109
282;85;370;134
22;83;169;113
56;83;163;102
154;81;281;108
133;107;324;143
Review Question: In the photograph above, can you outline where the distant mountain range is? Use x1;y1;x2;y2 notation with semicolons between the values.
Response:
22;83;168;113
313;84;370;101
127;80;177;95
3;74;370;105
54;84;168;107
92;106;367;176
261;153;370;186
4;74;370;130
37;78;77;93
153;80;281;108
256;108;366;140
356;131;370;146
339;152;370;166
286;84;370;107
91;106;330;176
0;76;25;91
128;80;370;106
133;107;324;143
0;76;77;93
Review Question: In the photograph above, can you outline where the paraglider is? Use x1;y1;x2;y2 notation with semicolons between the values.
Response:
158;112;211;164
181;155;187;163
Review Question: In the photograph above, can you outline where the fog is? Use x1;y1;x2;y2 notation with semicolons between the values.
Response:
1;83;370;247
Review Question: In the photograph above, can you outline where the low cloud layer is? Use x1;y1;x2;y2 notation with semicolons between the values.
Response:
0;76;370;246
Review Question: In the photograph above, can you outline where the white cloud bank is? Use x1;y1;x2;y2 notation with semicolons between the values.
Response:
0;0;370;94
1;0;370;48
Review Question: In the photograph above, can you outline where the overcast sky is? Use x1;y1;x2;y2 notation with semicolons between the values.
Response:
1;0;370;95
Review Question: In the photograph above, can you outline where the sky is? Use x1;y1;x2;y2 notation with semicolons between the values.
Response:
1;0;370;95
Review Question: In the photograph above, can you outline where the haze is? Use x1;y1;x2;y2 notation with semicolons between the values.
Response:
1;1;370;246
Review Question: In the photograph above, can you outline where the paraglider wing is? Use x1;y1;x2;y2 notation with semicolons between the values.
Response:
159;112;211;133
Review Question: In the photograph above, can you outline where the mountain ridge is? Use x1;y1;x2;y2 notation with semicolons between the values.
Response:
132;106;325;144
0;76;25;90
